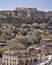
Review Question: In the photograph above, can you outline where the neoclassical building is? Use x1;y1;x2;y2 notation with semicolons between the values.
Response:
2;43;47;65
2;43;40;65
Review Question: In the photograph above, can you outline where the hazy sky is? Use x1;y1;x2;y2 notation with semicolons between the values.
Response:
0;0;52;11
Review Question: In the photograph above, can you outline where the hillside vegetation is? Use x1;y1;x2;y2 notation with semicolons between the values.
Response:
0;17;52;27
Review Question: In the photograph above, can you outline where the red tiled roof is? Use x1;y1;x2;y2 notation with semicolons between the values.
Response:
40;39;52;46
9;43;26;50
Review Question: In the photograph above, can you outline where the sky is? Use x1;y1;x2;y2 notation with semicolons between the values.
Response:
0;0;52;11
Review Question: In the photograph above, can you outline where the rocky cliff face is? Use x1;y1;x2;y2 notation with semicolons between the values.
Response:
0;8;52;20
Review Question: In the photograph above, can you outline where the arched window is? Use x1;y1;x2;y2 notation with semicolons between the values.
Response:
7;62;8;65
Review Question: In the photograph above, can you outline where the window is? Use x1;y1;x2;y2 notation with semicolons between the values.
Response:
7;62;8;65
4;58;5;60
15;60;16;62
7;59;8;61
13;60;14;62
13;60;16;62
10;63;12;65
10;59;12;61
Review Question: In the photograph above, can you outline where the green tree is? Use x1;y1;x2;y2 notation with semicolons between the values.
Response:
0;40;6;43
33;36;42;45
0;31;2;35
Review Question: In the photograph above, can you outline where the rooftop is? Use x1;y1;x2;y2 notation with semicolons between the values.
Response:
8;43;26;50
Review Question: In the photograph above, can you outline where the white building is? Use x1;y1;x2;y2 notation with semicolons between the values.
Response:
2;43;36;65
2;43;27;65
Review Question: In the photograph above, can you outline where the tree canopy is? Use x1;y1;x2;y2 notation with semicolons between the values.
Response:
33;36;42;45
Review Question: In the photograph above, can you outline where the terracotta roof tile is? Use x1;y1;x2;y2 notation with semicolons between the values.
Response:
9;43;26;50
